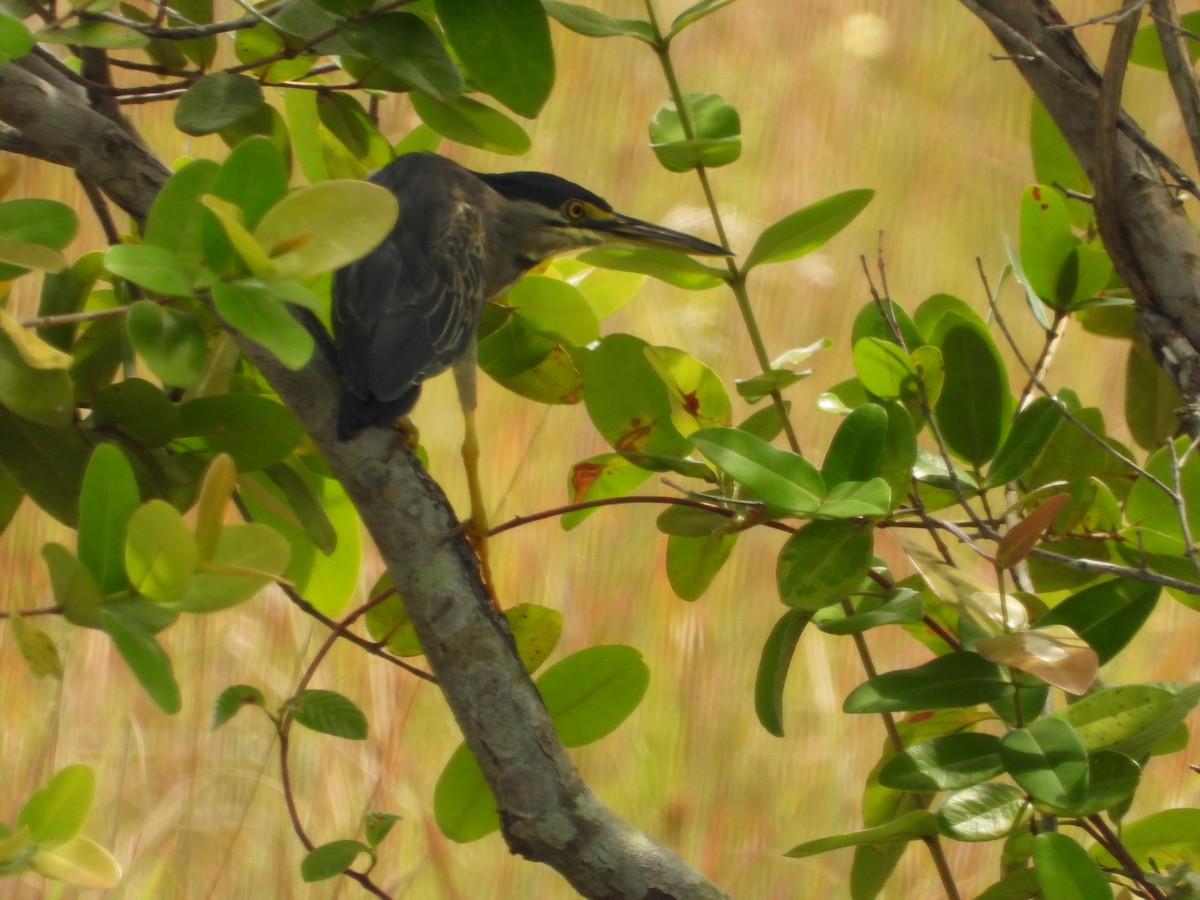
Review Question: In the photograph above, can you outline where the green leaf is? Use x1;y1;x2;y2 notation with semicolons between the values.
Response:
754;608;812;736
844;652;1009;713
665;530;737;601
505;603;562;673
1041;750;1140;817
253;180;398;281
410;93;531;155
9;612;62;679
100;605;181;713
582;333;689;457
984;396;1063;488
784;810;938;857
289;689;368;739
339;13;463;100
0;308;74;426
1126;338;1183;451
317;93;393;170
125;301;207;387
41;543;100;626
436;0;553;117
175;72;264;136
0;411;93;526
363;811;403;848
575;246;726;289
506;275;599;344
1131;11;1200;70
0;14;33;64
125;500;198;605
1034;832;1113;899
667;0;736;38
0;198;78;280
28;833;120;888
819;476;891;519
177;522;289;612
644;345;731;436
78;444;140;595
301;840;368;882
177;394;303;471
89;378;180;448
1054;684;1200;757
1019;184;1077;306
743;189;874;272
1031;99;1091;230
144;158;219;266
933;322;1010;465
999;718;1089;809
776;520;873;609
822;403;887;487
434;743;497;842
212;281;313;369
104;244;196;297
18;766;94;845
37;21;147;48
0;235;66;273
212;683;265;729
1037;579;1158;664
691;426;823;515
852;337;917;401
850;298;923;350
1125;437;1200;553
648;92;741;172
203;137;289;274
537;645;649;746
814;587;924;635
562;454;654;529
936;783;1029;842
1091;808;1200;870
36;252;102;351
879;733;1003;792
542;0;654;41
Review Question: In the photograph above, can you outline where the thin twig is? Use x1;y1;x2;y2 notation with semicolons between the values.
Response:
1165;438;1200;581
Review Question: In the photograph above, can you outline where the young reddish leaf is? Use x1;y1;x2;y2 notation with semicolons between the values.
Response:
995;493;1070;568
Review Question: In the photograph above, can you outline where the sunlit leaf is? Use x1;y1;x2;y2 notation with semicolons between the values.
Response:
1034;832;1113;899
937;783;1029;842
784;810;938;857
18;765;93;845
9;613;62;679
743;189;873;272
692;426;823;515
999;718;1089;809
0;308;74;426
537;644;649;746
301;840;368;882
879;733;1003;792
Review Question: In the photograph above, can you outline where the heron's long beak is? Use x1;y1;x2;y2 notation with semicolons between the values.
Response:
602;213;732;256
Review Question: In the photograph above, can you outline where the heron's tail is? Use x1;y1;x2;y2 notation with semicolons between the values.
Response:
336;388;421;441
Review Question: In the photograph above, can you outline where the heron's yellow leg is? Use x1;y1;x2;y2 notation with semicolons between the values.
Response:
453;348;500;611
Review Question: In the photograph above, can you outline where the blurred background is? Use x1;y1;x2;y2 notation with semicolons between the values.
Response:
3;1;1200;897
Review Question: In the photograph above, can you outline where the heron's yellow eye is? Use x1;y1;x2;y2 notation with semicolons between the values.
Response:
564;200;587;220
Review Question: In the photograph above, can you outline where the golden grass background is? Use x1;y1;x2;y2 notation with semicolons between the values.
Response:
4;1;1200;897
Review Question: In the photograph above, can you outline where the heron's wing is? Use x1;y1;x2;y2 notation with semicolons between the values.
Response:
333;183;489;404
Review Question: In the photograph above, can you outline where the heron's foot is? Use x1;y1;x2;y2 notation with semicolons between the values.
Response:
389;416;420;451
444;514;501;612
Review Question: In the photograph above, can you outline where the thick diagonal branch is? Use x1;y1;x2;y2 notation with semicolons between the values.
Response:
961;0;1200;434
0;57;725;900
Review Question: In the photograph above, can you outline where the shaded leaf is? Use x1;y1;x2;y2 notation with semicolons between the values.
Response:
844;652;1009;713
776;520;873;609
785;810;938;857
175;72;264;135
212;683;265;729
289;689;368;739
755;609;813;736
537;644;649;747
301;840;368;882
879;733;1003;792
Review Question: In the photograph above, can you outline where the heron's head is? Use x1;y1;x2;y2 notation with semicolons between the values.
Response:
476;170;731;270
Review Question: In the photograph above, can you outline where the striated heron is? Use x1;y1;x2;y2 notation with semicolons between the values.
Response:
333;152;730;599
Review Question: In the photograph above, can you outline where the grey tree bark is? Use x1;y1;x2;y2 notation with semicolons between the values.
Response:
0;58;727;900
960;0;1200;437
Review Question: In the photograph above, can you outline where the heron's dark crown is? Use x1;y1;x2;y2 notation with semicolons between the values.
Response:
475;171;612;214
